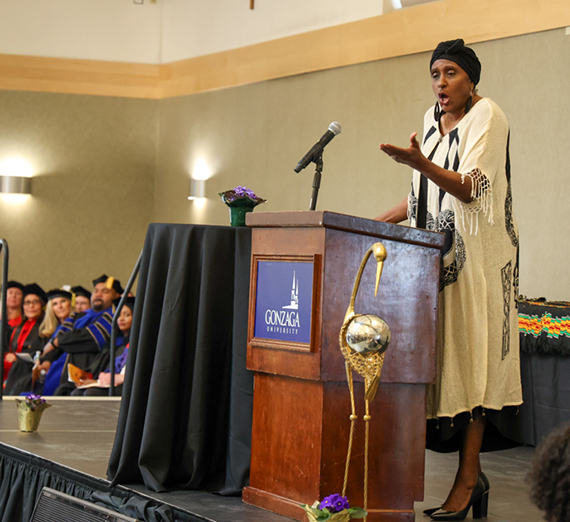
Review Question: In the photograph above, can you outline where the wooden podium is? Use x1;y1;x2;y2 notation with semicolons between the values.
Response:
242;211;444;522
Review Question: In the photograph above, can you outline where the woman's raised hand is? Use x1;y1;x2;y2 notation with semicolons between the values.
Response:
380;132;473;203
379;132;426;171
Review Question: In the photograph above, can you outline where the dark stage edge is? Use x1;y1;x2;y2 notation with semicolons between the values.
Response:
0;398;544;522
0;398;291;522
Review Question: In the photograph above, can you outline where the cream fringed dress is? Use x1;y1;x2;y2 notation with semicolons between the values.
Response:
408;98;522;422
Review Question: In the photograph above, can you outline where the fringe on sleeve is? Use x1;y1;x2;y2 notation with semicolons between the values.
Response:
456;168;493;235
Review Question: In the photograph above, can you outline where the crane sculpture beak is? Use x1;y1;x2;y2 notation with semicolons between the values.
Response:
372;242;387;297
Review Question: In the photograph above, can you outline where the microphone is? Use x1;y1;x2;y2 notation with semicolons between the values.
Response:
294;121;342;173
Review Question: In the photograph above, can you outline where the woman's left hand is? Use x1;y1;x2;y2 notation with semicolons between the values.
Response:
379;132;427;171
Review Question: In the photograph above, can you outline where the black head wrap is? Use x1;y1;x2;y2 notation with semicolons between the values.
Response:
430;39;481;85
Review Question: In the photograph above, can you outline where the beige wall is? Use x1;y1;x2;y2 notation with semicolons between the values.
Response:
1;28;568;300
156;28;570;301
0;90;156;292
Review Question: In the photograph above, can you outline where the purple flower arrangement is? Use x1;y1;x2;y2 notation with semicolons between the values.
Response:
17;393;47;412
15;393;51;432
319;494;351;513
301;493;366;521
219;186;266;226
219;186;266;207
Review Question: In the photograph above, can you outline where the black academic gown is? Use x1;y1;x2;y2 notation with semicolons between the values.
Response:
70;336;129;397
48;310;113;395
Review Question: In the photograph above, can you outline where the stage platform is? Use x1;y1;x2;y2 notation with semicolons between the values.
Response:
0;398;544;522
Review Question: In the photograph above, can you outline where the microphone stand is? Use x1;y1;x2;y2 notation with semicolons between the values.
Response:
309;154;323;211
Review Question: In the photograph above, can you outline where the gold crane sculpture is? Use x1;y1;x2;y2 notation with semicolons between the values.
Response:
338;242;391;518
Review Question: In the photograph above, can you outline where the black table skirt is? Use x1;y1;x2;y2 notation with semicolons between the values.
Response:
519;351;570;446
107;224;253;494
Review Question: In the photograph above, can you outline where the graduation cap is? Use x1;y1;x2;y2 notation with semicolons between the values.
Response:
46;288;72;301
114;296;136;312
71;285;92;300
92;274;124;295
23;283;47;304
6;280;24;292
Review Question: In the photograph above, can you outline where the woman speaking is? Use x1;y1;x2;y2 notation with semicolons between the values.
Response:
377;39;522;520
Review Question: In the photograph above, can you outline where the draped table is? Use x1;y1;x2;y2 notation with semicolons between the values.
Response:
518;300;570;445
107;224;253;494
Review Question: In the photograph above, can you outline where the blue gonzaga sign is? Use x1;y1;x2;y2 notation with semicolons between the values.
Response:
254;260;314;344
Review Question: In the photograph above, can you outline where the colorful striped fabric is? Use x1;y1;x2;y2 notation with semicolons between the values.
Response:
518;300;570;354
519;312;570;339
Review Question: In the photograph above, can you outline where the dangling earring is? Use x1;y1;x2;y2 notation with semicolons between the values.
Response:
465;91;473;114
434;102;443;122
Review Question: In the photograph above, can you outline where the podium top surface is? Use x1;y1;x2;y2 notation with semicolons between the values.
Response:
247;210;444;250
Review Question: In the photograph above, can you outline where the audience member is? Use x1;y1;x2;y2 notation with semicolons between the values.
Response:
5;289;74;395
527;423;570;522
71;285;92;312
3;284;47;382
71;297;134;397
41;274;123;395
34;289;92;395
2;281;24;327
1;280;24;355
39;289;74;339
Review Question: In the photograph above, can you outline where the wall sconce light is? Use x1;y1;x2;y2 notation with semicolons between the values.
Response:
188;178;206;200
0;176;31;195
0;158;33;196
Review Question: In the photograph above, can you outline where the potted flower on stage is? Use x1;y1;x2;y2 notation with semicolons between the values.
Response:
15;394;51;432
219;186;266;226
301;494;367;522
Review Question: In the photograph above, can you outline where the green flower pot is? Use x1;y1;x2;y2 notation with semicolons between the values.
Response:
228;199;256;226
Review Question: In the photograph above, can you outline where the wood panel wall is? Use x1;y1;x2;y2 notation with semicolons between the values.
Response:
0;54;160;99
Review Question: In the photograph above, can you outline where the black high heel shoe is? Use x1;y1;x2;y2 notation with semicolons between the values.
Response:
423;472;489;518
479;471;490;493
430;476;488;520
